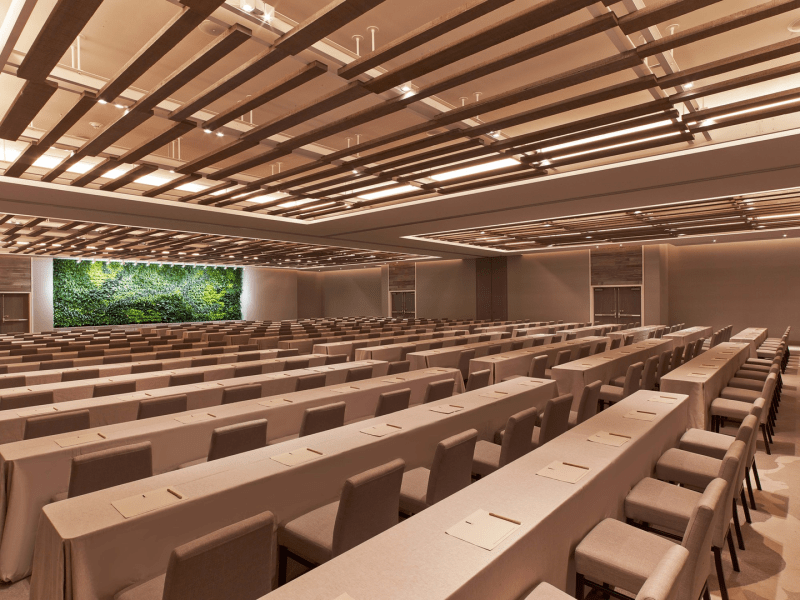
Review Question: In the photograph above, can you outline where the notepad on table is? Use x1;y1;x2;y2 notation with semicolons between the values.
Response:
588;431;631;447
55;432;107;448
361;423;402;437
429;404;464;414
625;410;658;421
649;394;680;404
174;413;216;424
480;390;508;399
259;397;293;407
272;447;323;467
18;405;59;417
331;386;361;394
445;509;521;550
536;461;590;483
112;487;184;518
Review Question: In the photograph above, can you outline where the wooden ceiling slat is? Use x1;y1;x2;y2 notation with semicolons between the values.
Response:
338;0;516;79
692;98;800;131
202;61;328;131
16;0;104;81
3;91;97;178
98;164;159;192
116;120;196;164
670;60;800;102
142;174;201;198
177;181;238;202
617;0;725;35
0;80;58;141
68;159;117;187
688;87;800;122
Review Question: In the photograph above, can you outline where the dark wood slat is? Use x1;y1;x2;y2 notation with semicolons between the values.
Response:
142;174;200;198
68;159;117;187
692;100;800;131
548;130;695;169
618;0;725;35
338;0;516;79
134;23;252;112
177;181;238;202
202;61;328;131
364;0;599;94
387;147;497;180
3;91;97;177
116;120;196;164
16;0;104;81
637;0;800;58
670;60;800;102
99;164;159;192
688;87;800;122
418;162;528;190
0;80;58;141
658;36;800;88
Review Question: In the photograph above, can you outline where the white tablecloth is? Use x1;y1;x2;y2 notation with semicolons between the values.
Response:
355;333;503;364
475;322;548;334
730;328;769;358
0;368;464;582
607;325;664;344
313;330;468;360
29;377;558;600
263;390;689;600
660;342;750;429
407;336;545;370
663;326;713;350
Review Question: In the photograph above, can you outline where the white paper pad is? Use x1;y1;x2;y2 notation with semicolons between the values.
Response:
445;509;521;550
381;377;406;383
649;395;680;404
588;431;631;447
624;410;658;421
331;386;361;394
429;404;464;414
112;487;184;518
480;390;509;399
536;461;590;483
55;432;107;448
174;413;215;424
259;398;293;407
17;405;59;417
360;423;402;437
271;447;323;467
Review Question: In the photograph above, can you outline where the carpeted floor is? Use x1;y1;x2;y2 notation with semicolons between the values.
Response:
2;350;798;600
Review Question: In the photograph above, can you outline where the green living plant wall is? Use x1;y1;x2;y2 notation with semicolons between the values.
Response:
53;259;242;327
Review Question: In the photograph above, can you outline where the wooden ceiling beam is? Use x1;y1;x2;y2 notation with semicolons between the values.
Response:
177;181;239;202
617;0;725;35
670;59;800;103
116;120;196;164
99;164;159;192
142;174;201;198
0;80;58;141
68;158;117;187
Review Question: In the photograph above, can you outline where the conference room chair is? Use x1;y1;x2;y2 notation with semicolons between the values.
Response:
387;360;410;375
62;368;101;382
454;337;469;346
422;379;456;404
116;511;275;600
104;355;133;365
47;359;75;370
485;344;502;356
0;389;54;410
466;369;491;391
671;345;686;371
94;381;137;398
406;335;419;342
234;364;263;378
222;383;262;405
544;349;572;378
529;394;572;449
472;406;537;478
575;479;723;600
277;459;405;585
191;356;218;368
510;340;524;351
375;388;412;417
593;341;607;354
568;381;602;428
623;334;634;346
565;332;577;341
457;349;477;383
277;348;300;358
683;342;698;364
169;372;204;387
626;441;747;600
299;402;346;437
609;337;622;350
635;355;659;391
478;335;491;342
654;351;673;389
24;409;91;440
237;352;261;363
428;341;444;350
54;442;153;503
0;375;25;390
137;394;188;419
710;377;775;454
156;351;181;360
206;419;268;462
532;337;545;347
399;429;478;516
131;362;163;374
693;338;706;358
345;366;374;383
201;347;225;356
647;330;656;339
578;345;591;359
598;362;644;410
324;354;348;365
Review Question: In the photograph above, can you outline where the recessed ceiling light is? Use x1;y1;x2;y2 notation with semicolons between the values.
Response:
97;99;107;105
789;18;800;33
203;129;212;134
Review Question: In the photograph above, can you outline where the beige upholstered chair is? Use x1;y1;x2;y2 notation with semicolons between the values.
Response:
24;409;91;440
234;364;262;378
387;361;410;374
115;511;275;600
94;381;137;397
375;388;411;417
222;383;262;405
466;369;491;391
0;389;53;410
671;346;685;371
285;358;311;370
277;460;405;584
609;337;621;350
399;429;478;516
568;381;602;428
169;372;203;387
531;394;572;448
300;402;346;437
296;373;327;391
0;375;25;389
472;406;537;478
598;362;643;410
137;394;188;419
655;350;672;387
345;366;373;382
206;419;268;462
422;379;455;403
544;349;572;378
325;354;347;365
190;356;218;368
62;368;100;382
60;442;153;500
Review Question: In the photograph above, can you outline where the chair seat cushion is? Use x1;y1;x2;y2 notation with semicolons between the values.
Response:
567;411;578;428
115;573;166;600
745;358;772;366
737;366;770;375
655;448;719;490
610;375;626;387
624;477;697;534
598;385;624;402
719;386;761;403
472;440;501;477
727;377;765;392
399;467;430;515
278;501;337;565
575;518;675;596
710;397;752;421
679;429;733;460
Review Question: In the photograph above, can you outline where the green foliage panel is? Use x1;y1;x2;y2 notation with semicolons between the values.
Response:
53;259;242;327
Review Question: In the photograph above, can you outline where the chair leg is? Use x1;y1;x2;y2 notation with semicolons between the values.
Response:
732;499;745;551
761;424;771;455
703;585;712;600
576;573;585;600
752;461;763;490
740;488;752;524
713;547;729;600
745;468;757;509
278;544;288;586
726;530;740;573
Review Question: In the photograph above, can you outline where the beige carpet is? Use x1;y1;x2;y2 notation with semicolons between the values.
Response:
2;353;798;600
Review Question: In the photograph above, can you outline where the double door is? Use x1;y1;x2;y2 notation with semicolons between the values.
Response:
593;286;641;325
391;291;415;318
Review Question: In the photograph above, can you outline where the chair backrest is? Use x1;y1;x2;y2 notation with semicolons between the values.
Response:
428;341;443;350
62;368;100;382
622;362;645;397
457;349;476;381
593;341;607;354
657;350;672;379
0;389;53;410
693;338;705;357
647;330;656;339
710;440;745;548
623;334;634;346
578;345;591;359
466;369;491;391
284;358;310;370
169;372;204;387
671;346;684;371
208;419;268;462
487;344;502;356
641;355;659;391
137;394;188;419
345;366;374;383
234;364;262;378
609;337;621;350
555;349;572;366
386;361;410;375
499;406;538;467
222;383;262;405
325;354;348;365
683;342;696;363
132;362;163;374
300;401;346;436
0;375;26;390
24;409;91;440
162;511;275;600
295;373;327;391
48;360;75;371
332;459;405;557
679;477;725;600
276;348;300;358
68;442;153;498
426;429;478;505
529;355;548;378
538;394;573;445
103;355;132;364
575;381;602;425
375;388;411;417
634;545;689;600
93;381;136;398
423;379;455;403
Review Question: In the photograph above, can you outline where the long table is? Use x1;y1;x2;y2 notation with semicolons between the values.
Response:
0;368;465;582
475;322;549;334
550;338;673;408
660;341;750;429
607;325;664;344
264;390;690;600
730;328;769;358
0;360;389;444
663;326;713;350
407;336;552;370
469;337;608;386
313;330;469;361
29;377;558;600
353;332;504;363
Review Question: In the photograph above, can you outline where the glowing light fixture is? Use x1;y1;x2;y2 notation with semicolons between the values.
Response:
431;158;519;182
176;183;207;193
135;174;171;186
755;212;800;220
357;185;418;200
